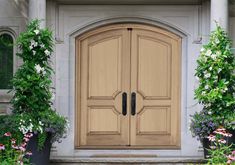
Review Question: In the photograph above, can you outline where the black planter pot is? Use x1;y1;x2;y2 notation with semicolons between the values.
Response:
202;138;210;159
26;133;52;165
228;129;235;149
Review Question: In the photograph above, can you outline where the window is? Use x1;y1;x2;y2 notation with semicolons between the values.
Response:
0;33;14;89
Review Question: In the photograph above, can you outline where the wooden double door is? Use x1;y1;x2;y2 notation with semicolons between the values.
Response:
76;24;181;148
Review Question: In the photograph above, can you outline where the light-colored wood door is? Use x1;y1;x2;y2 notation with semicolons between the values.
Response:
76;27;131;147
76;24;181;148
130;26;181;148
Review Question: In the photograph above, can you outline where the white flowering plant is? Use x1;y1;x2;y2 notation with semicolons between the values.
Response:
190;25;235;140
6;20;68;149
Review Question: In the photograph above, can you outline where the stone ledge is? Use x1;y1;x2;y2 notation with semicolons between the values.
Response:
50;157;205;164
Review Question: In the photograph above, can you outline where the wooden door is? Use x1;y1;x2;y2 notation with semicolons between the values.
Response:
76;24;181;148
76;27;131;147
130;26;181;148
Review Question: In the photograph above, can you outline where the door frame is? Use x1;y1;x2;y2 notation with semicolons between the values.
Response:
75;23;182;149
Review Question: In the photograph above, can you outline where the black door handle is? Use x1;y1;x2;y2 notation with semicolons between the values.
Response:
122;92;127;116
131;92;136;115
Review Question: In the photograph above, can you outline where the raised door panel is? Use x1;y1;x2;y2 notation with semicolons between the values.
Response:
88;107;121;134
77;28;130;147
130;27;181;148
138;36;171;99
138;107;171;135
88;37;121;99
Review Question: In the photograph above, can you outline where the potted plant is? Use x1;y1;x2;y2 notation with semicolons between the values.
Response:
7;19;68;164
190;109;219;158
190;25;235;158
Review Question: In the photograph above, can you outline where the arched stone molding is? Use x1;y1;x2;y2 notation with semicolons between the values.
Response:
69;16;188;40
50;15;200;158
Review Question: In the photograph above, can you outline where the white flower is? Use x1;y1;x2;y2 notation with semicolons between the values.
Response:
39;121;44;126
218;68;222;73
30;39;35;44
32;50;36;55
66;119;70;131
35;64;44;74
40;44;45;48
209;67;212;70
29;45;33;50
205;49;212;56
38;126;43;133
35;65;46;75
202;91;206;96
208;111;212;115
205;85;209;90
51;93;55;100
205;73;211;78
34;29;40;35
200;47;205;52
201;56;207;62
44;49;50;56
216;51;221;56
42;70;46;75
215;38;220;44
31;40;38;47
211;54;217;60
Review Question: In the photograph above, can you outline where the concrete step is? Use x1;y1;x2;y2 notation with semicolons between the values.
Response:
50;157;205;165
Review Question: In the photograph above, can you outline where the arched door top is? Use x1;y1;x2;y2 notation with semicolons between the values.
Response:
76;23;181;42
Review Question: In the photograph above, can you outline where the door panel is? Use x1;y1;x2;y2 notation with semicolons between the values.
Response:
130;27;181;147
137;36;171;99
77;28;130;146
137;107;171;134
88;37;121;98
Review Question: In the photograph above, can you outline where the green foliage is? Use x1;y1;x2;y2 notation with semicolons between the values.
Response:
7;19;68;149
0;115;24;142
38;133;47;150
11;19;53;114
194;25;235;125
191;25;235;140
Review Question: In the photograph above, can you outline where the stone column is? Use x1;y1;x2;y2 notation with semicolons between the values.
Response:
28;0;46;28
210;0;228;32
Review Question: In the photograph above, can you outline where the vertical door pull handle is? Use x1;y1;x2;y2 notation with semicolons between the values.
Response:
131;92;136;115
122;92;127;116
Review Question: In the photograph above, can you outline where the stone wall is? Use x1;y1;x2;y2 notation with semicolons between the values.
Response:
46;0;210;158
0;0;27;115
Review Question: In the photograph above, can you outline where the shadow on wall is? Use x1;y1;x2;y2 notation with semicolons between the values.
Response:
11;0;28;20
